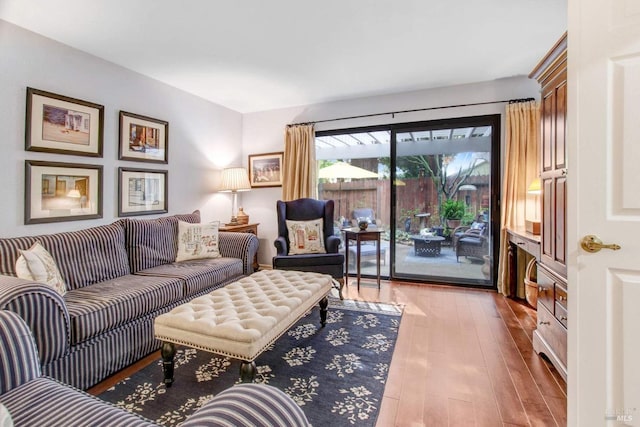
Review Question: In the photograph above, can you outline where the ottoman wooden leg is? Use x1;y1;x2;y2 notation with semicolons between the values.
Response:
161;341;176;387
240;361;256;383
319;296;328;327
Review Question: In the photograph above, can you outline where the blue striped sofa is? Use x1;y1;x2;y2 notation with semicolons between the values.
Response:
0;310;309;427
0;212;260;390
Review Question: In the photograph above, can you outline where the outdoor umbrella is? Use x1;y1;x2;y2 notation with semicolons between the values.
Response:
318;161;378;219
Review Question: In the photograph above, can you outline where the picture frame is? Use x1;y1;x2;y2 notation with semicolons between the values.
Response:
118;167;168;217
119;111;168;163
248;152;284;188
25;87;104;157
25;160;103;224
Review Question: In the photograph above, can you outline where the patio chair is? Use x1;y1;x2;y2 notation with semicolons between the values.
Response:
455;222;489;262
273;198;345;297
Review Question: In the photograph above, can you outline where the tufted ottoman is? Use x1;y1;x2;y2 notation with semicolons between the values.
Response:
154;269;333;384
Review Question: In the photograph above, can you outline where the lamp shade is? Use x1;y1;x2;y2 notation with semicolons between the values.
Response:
220;167;251;192
67;189;81;198
527;178;542;194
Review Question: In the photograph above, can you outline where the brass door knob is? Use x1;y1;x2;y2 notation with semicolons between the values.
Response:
580;235;621;253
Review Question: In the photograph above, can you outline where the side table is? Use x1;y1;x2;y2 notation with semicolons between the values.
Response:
219;223;260;271
342;228;382;290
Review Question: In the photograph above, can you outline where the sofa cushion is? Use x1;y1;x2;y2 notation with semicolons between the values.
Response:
64;274;183;345
285;218;326;255
175;221;221;262
136;257;243;298
0;223;131;291
0;377;154;427
16;242;67;296
123;211;201;273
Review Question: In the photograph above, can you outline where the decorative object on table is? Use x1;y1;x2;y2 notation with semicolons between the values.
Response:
24;160;103;224
99;298;403;427
25;87;104;157
117;167;168;217
219;167;251;225
357;216;370;230
248;152;283;188
526;177;541;235
236;207;249;225
118;111;168;163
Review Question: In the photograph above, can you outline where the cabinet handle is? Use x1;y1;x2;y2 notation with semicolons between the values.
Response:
538;286;545;292
539;321;551;325
560;316;567;321
558;296;566;302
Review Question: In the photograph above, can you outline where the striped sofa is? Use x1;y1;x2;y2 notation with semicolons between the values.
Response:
0;211;259;390
0;310;309;427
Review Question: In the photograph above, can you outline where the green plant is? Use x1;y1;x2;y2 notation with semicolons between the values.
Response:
441;199;466;220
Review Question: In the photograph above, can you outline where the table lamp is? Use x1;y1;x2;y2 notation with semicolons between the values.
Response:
526;178;541;235
219;167;251;226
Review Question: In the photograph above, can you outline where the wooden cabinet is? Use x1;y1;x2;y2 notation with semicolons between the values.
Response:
530;32;568;382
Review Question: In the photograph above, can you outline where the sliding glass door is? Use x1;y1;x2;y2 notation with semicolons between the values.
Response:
391;115;499;286
315;115;499;288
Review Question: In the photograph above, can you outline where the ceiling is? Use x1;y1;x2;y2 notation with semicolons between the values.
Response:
0;0;567;113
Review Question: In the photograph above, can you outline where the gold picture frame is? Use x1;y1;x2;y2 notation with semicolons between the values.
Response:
248;152;283;188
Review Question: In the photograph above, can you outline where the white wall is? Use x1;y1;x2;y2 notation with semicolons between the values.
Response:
0;20;243;237
242;77;540;266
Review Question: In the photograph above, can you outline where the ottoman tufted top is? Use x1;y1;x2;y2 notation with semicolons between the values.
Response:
154;269;333;360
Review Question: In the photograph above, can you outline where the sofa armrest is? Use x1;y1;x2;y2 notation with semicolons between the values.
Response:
274;236;288;256
218;232;259;275
0;276;70;365
181;383;309;427
0;310;42;395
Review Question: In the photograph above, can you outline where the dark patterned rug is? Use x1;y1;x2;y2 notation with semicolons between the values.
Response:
99;298;403;426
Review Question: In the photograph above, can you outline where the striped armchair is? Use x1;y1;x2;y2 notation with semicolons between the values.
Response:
0;310;309;427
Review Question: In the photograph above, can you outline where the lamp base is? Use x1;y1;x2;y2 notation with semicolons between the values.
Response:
525;220;540;235
225;216;239;227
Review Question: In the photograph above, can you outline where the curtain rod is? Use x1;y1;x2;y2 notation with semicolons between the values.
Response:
287;97;535;127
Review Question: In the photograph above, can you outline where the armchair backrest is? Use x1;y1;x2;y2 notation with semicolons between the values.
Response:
276;198;335;246
351;208;375;223
0;310;42;395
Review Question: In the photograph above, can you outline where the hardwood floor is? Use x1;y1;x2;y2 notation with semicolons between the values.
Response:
89;279;567;426
344;279;567;427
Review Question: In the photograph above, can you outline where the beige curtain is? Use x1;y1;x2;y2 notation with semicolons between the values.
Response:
497;101;540;296
282;124;316;201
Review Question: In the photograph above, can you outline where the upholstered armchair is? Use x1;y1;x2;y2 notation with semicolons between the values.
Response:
350;208;380;228
273;198;344;298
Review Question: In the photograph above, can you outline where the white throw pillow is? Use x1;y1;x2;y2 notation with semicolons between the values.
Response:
175;221;221;262
15;242;67;296
286;218;326;255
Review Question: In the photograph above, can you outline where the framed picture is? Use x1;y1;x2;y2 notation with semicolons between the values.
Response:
118;167;168;216
25;87;104;157
119;111;168;163
248;152;284;188
25;160;103;224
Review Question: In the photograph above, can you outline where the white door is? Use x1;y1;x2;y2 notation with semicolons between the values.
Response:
569;0;640;425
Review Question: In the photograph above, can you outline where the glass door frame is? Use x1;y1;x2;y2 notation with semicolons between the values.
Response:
389;114;501;288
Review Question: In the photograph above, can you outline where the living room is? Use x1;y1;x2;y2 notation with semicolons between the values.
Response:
1;1;638;427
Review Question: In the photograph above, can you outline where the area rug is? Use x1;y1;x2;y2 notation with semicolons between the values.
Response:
99;298;403;426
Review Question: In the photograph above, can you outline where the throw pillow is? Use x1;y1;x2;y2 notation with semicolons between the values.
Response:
15;242;67;296
175;221;221;262
286;218;326;255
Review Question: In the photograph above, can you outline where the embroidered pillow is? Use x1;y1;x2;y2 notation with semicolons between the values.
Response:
15;242;67;296
175;221;221;262
286;218;326;255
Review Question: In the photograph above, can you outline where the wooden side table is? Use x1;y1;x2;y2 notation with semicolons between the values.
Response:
342;228;382;290
219;223;260;271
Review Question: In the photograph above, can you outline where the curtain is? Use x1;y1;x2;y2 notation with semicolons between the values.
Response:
497;101;540;297
282;124;316;201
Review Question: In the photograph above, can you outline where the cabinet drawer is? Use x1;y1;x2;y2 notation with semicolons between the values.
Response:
536;267;555;312
537;305;567;366
555;283;567;309
555;302;568;327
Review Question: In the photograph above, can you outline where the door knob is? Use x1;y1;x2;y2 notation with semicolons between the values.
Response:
580;235;621;253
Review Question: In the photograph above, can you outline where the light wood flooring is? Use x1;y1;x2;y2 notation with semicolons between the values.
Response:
89;279;567;426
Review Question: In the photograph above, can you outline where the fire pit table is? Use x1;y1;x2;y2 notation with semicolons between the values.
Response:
410;235;445;257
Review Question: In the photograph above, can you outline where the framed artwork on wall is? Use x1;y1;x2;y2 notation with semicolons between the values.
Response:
118;167;168;216
25;160;103;224
119;111;168;163
25;87;104;157
248;152;284;188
